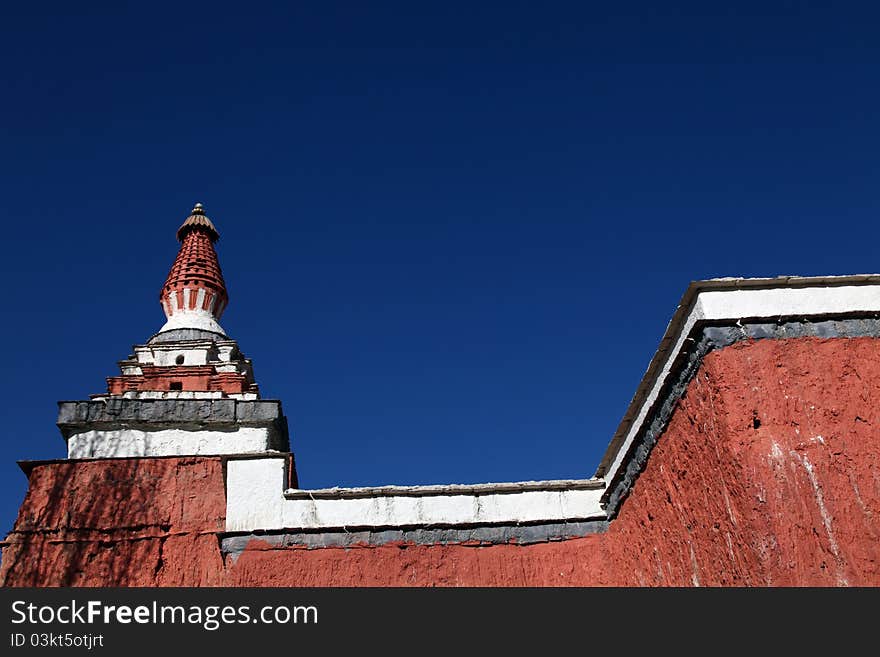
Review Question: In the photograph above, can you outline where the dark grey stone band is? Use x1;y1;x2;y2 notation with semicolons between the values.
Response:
56;399;290;451
221;520;607;554
147;328;229;343
602;316;880;517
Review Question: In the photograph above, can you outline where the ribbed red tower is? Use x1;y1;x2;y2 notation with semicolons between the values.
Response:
159;203;229;334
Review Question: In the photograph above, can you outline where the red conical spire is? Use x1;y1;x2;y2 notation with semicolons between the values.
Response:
158;203;229;334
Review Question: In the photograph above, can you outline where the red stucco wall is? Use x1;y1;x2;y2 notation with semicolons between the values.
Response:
3;336;880;586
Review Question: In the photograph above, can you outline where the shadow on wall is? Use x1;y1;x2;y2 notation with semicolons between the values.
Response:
0;456;225;586
3;461;141;585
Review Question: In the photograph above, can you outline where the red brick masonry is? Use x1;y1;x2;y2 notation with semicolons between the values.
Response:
3;337;880;586
106;365;254;395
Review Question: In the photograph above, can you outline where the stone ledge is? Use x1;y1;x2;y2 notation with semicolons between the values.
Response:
147;328;228;344
57;399;285;431
57;399;291;457
284;478;604;499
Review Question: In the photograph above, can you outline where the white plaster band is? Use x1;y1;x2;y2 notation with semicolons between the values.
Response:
600;277;880;488
158;308;226;334
225;457;607;532
67;427;275;459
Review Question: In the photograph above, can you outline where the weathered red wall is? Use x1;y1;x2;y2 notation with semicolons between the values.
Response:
600;335;880;586
4;337;880;586
0;457;227;586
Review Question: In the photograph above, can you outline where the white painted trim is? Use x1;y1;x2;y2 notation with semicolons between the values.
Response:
92;390;226;400
158;309;226;334
225;457;607;533
601;280;880;488
133;344;212;366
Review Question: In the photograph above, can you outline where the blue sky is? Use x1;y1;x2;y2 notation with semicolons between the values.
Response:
2;2;879;535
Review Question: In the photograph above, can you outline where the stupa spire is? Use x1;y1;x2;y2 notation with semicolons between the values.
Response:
54;200;286;463
159;202;229;334
176;202;220;242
